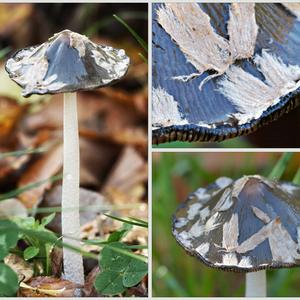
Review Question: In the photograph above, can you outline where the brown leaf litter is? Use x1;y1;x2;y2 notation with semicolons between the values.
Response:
18;276;80;297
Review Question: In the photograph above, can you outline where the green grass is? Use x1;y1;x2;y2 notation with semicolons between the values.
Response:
152;152;300;297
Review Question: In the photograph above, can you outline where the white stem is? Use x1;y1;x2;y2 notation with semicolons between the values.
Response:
62;93;84;287
245;270;266;297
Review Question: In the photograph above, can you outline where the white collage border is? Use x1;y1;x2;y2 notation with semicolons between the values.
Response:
1;0;300;299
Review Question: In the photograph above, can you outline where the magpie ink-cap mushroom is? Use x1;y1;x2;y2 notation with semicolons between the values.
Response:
172;175;300;296
5;29;130;291
5;29;129;96
152;3;300;144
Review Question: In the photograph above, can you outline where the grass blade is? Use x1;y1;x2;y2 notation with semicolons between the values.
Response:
154;265;187;297
128;217;148;225
268;153;293;180
0;147;49;159
292;167;300;185
113;14;148;52
29;203;140;214
138;52;148;63
0;47;11;59
23;227;147;262
0;174;63;201
104;213;148;228
84;11;147;37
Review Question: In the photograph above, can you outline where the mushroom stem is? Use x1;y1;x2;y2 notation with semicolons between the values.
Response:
245;270;266;297
62;92;84;288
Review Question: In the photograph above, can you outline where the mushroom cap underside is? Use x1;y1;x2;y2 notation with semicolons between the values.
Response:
152;3;300;143
5;29;130;97
172;175;300;272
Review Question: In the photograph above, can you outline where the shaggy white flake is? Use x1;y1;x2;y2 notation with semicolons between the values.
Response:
228;3;258;60
215;177;233;189
196;243;210;257
218;51;300;124
157;3;231;76
152;87;187;127
157;3;257;88
187;203;202;220
222;214;239;251
251;206;271;224
239;256;252;268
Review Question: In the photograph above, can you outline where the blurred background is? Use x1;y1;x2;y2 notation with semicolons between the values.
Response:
152;152;300;296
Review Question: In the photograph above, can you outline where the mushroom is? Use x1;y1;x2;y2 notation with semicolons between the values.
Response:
172;175;300;296
5;30;130;288
152;3;300;144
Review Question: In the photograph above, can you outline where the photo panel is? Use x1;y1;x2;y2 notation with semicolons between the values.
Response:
0;2;148;297
152;152;300;297
152;3;300;148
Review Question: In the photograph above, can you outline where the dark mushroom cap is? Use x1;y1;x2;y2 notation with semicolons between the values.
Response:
5;30;130;97
172;175;300;272
152;3;300;144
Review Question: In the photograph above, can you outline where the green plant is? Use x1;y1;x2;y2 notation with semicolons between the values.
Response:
0;263;19;296
13;214;56;271
0;214;58;296
0;213;148;296
94;215;148;296
0;148;148;296
95;242;147;295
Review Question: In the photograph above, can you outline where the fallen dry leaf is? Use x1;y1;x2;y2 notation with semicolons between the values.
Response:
0;97;25;146
79;137;121;188
23;88;147;154
18;276;80;297
79;127;147;150
126;279;148;297
17;142;63;208
50;248;63;278
82;266;101;297
0;130;57;183
23;95;63;131
26;91;144;132
96;87;147;118
102;146;147;196
4;253;34;282
0;198;27;218
0;154;28;181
